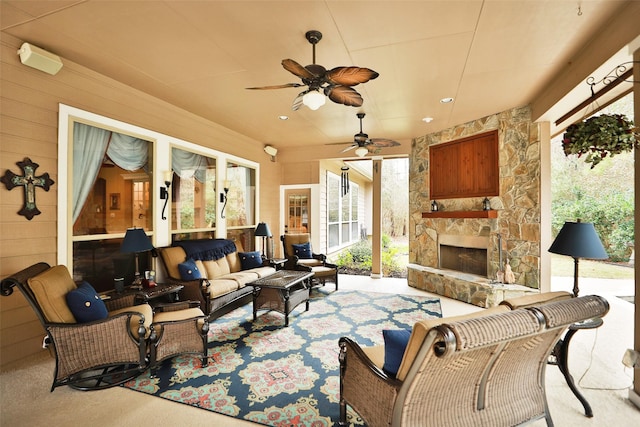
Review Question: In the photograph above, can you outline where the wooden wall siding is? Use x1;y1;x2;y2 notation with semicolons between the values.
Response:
0;34;279;368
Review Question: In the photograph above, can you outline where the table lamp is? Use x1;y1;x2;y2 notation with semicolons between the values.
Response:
120;227;155;287
548;220;607;297
254;222;272;259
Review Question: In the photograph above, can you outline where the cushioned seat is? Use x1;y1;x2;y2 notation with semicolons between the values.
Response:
281;233;338;290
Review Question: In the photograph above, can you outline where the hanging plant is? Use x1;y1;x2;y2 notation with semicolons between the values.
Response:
562;114;639;168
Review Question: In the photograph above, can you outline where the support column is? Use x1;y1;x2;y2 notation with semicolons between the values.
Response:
632;45;640;407
371;158;382;278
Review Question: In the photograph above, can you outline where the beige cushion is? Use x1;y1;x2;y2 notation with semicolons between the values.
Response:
202;257;231;279
396;305;510;380
362;345;386;370
219;271;260;287
283;233;311;257
312;265;336;277
254;266;277;278
27;265;77;323
500;291;572;309
227;251;241;273
207;279;240;298
153;307;204;322
299;258;323;267
160;247;187;279
109;303;153;339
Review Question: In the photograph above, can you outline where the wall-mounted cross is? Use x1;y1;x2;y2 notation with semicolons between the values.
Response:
1;158;55;220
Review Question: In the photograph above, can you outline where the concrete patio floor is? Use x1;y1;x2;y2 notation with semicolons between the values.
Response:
1;274;638;426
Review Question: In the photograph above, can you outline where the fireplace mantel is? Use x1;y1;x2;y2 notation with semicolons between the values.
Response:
422;210;498;219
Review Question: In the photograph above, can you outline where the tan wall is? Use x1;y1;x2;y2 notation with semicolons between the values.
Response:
0;34;281;368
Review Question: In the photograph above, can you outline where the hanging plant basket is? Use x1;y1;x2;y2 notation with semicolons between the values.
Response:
562;114;639;168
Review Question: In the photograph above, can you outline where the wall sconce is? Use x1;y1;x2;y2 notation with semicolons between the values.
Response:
220;180;230;218
160;171;172;220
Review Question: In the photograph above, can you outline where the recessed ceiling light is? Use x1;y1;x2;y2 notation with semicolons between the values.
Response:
278;115;289;120
422;117;434;123
440;97;454;104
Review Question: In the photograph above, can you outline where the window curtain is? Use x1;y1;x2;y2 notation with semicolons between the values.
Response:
106;133;148;171
171;148;209;182
72;123;111;222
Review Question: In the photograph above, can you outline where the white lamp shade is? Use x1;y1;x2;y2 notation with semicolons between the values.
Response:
302;90;326;110
355;146;369;157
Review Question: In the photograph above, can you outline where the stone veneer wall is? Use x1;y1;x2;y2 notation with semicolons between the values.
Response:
409;106;541;305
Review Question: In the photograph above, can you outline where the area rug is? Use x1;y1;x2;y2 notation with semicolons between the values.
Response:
123;289;442;426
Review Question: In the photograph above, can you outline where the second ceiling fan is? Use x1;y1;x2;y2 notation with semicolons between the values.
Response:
246;30;379;111
333;113;400;157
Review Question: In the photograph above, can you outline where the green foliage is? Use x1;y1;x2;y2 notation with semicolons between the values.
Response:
562;114;639;168
335;236;405;276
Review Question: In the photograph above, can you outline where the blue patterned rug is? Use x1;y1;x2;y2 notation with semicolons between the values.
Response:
123;289;442;426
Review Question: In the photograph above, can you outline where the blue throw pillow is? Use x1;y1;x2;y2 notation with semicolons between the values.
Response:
66;281;108;323
239;251;263;270
292;242;312;259
178;259;202;280
382;329;412;377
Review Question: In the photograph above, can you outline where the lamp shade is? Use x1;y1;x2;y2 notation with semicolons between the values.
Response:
302;90;326;110
120;227;154;253
549;221;607;259
255;222;272;237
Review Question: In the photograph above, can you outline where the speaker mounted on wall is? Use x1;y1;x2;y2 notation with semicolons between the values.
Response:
17;42;63;75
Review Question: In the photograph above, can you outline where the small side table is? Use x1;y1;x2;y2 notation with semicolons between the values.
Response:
268;258;288;270
102;283;183;310
549;317;604;418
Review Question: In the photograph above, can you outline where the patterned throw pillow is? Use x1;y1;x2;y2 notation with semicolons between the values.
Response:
66;281;108;323
382;329;412;377
239;251;263;270
178;259;202;280
292;242;312;259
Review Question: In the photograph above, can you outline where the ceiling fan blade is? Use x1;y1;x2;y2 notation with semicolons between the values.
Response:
325;85;364;107
325;141;358;146
368;138;400;148
325;67;379;86
246;83;303;90
340;144;358;153
291;91;306;111
282;59;317;79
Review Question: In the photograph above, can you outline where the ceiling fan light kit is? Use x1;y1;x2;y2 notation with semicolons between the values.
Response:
355;146;369;157
246;30;378;111
302;90;326;110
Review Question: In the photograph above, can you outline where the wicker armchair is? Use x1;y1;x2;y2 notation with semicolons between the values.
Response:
1;263;208;391
338;295;609;427
281;233;338;290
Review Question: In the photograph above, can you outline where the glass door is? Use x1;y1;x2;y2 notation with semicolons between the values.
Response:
285;189;310;234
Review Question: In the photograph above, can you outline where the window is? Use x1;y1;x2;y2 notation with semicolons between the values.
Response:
170;147;217;240
225;162;257;251
71;121;154;291
327;172;359;250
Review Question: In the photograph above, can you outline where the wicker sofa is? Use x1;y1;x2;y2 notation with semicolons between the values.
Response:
159;238;276;318
338;291;609;427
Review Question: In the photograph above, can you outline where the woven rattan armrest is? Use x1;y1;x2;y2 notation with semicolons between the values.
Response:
339;337;401;427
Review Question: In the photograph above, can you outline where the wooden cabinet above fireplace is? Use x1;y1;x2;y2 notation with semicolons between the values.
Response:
429;130;499;199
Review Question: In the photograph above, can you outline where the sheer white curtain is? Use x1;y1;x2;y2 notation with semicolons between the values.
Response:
72;123;111;222
107;133;148;171
171;148;209;182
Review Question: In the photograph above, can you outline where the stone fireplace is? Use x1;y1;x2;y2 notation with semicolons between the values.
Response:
408;106;541;307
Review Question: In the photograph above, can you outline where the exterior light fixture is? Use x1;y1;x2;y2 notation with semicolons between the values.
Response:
160;171;172;220
220;180;230;218
302;90;326;110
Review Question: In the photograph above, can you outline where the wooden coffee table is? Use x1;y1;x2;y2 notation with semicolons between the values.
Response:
248;270;313;326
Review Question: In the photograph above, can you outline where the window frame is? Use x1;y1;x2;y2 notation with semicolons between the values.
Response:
326;171;360;251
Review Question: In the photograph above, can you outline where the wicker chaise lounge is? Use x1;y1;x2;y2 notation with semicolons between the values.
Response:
338;294;609;427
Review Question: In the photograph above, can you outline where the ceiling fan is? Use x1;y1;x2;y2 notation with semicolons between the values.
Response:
333;112;400;157
246;30;379;111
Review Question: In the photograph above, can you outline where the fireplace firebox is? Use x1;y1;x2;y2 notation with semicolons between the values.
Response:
438;234;489;277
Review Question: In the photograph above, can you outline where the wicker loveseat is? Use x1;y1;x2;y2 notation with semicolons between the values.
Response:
338;292;609;427
159;238;276;318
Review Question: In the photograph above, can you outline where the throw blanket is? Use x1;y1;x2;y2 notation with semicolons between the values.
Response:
173;239;236;261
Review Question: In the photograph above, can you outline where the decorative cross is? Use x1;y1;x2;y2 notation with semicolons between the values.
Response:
1;157;55;220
